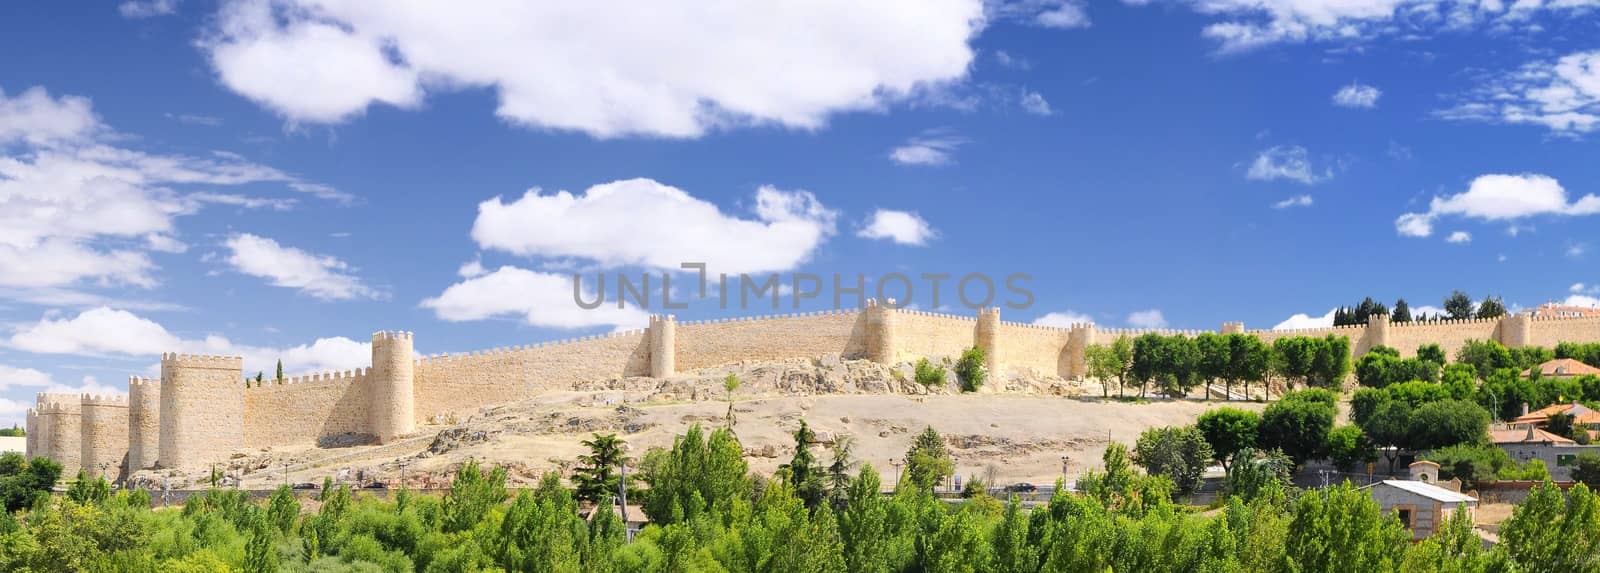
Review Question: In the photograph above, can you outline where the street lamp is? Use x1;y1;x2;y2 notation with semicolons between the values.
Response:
891;458;903;487
1060;455;1070;480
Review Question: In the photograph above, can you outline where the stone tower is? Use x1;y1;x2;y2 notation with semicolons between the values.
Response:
37;393;81;478
975;307;1002;373
24;408;37;459
1498;313;1532;348
1362;313;1391;355
864;299;897;364
650;315;676;378
79;394;129;481
1064;323;1098;379
158;353;244;470
126;376;160;471
1221;322;1245;334
369;331;416;444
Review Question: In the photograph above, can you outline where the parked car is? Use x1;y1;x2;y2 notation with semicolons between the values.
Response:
362;482;388;490
291;482;319;490
1004;482;1038;493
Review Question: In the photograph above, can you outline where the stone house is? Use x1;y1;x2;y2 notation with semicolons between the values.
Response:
1362;461;1477;541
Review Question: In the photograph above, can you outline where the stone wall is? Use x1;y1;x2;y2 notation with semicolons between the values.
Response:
79;394;129;480
675;310;865;371
1528;316;1600;348
127;377;159;471
997;321;1072;377
893;310;977;363
37;393;81;478
244;370;368;447
412;329;651;422
158;354;244;470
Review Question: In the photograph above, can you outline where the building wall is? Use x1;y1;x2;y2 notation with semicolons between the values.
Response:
244;370;369;447
127;377;160;470
893;310;977;363
158;354;244;470
412;329;651;422
675;310;865;371
1499;443;1600;481
79;395;129;480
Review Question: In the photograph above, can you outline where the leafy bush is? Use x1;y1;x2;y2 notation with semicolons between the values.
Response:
913;357;946;387
954;347;987;392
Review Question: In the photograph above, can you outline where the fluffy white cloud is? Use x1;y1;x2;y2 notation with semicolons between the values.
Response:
1567;295;1600;307
223;233;380;300
5;307;369;376
1569;242;1590;258
1447;231;1472;243
1332;82;1381;108
1272;195;1313;209
421;266;649;330
0;364;54;390
1272;308;1334;330
472;178;836;275
1032;310;1094;327
201;0;983;138
889;131;968;166
1438;50;1600;135
1395;174;1600;238
0;85;341;291
1127;309;1168;328
858;210;937;246
1020;90;1054;115
1137;0;1600;53
988;0;1092;28
1246;145;1324;184
119;0;178;18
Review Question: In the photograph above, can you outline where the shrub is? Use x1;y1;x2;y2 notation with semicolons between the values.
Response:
954;347;987;392
913;358;946;387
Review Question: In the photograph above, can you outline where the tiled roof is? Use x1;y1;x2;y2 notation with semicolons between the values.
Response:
1522;358;1600;378
1491;427;1576;445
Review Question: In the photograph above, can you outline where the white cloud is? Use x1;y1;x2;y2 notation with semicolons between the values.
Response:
1020;90;1054;115
1569;242;1590;258
5;306;369;376
1332;82;1381;108
1437;50;1600;135
119;0;178;18
1447;231;1472;243
223;233;380;300
200;0;982;138
1032;310;1094;327
889;131;968;166
421;266;649;330
1395;174;1600;238
988;0;1092;29
1567;295;1600;308
1136;0;1600;53
1246;145;1324;184
1272;308;1334;330
0;364;53;390
1127;309;1168;328
0;85;343;292
472;178;837;275
858;209;937;246
1272;195;1314;209
1572;282;1588;294
458;259;487;279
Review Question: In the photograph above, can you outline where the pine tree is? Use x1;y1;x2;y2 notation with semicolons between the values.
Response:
275;359;284;383
573;434;625;503
1392;299;1412;322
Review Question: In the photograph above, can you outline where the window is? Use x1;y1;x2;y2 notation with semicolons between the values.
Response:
1558;454;1577;467
1396;508;1412;529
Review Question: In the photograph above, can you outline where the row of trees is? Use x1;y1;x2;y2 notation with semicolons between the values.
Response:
1331;291;1507;326
8;429;1600;572
1086;332;1349;399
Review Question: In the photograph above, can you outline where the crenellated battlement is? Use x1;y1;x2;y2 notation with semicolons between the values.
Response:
129;376;158;388
250;367;371;389
160;353;244;369
373;330;413;341
36;392;81;408
80;394;128;407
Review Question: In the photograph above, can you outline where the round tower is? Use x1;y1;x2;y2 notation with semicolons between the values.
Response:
24;408;38;459
79;394;129;481
649;315;677;378
369;331;416;444
158;353;245;470
1221;321;1245;335
38;393;82;479
126;377;161;471
1063;323;1098;379
864;299;897;364
1498;313;1532;348
1362;313;1391;356
975;307;1002;373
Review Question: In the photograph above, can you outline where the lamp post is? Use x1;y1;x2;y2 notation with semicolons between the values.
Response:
1060;455;1070;481
891;458;903;489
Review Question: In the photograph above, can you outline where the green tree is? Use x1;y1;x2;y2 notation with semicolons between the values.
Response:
275;358;284;383
1225;333;1271;400
1361;399;1414;473
1309;334;1352;389
574;433;627;504
784;419;826;508
1272;336;1318;393
913;357;946;388
0;453;61;512
1196;332;1228;401
1417;343;1447;366
1475;296;1507;319
1444;290;1474;320
1408;400;1490;451
955;346;987;392
1283;482;1410;573
1325;425;1375;472
1085;337;1134;398
723;373;740;427
1224;448;1293;501
1196;407;1260;470
904;426;953;492
1457;339;1515;379
638;423;749;524
1393;299;1413;323
1572;452;1600;488
1132;334;1201;398
1258;392;1335;466
1132;425;1214;496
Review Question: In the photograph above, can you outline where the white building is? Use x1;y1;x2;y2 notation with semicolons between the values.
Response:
1362;461;1477;540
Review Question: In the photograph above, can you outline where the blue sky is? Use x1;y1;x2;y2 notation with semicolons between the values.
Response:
1;0;1598;425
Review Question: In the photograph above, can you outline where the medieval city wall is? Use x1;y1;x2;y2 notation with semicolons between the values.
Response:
893;310;978;363
996;320;1072;377
79;394;129;480
1383;318;1504;358
675;310;865;371
1527;316;1600;348
412;329;650;422
244;369;369;447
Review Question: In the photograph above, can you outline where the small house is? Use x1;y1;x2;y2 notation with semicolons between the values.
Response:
1362;461;1477;541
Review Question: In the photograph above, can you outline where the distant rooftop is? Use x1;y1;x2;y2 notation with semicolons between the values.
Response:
1365;480;1478;504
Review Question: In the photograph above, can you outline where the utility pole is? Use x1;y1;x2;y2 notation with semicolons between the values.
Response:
618;457;632;542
